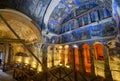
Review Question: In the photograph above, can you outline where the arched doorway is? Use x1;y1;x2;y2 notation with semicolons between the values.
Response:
93;42;104;60
82;43;91;73
93;42;105;77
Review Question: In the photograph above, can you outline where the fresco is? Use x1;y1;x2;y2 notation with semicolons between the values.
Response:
102;21;117;37
71;30;81;41
77;17;83;27
112;0;120;41
62;11;74;24
90;24;102;38
90;11;99;22
20;0;51;26
75;2;98;16
80;27;90;40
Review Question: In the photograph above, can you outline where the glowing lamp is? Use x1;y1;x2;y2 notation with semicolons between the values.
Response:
59;63;63;66
15;52;24;63
31;61;37;68
59;62;63;66
66;65;70;68
37;65;42;72
23;54;30;65
73;44;78;48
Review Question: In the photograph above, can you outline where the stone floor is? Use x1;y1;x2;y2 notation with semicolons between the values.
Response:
0;70;16;81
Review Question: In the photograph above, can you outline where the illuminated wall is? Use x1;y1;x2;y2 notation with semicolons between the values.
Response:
93;42;105;78
47;46;53;68
74;47;79;71
64;45;70;68
50;6;116;44
59;46;64;66
82;44;91;73
54;46;60;66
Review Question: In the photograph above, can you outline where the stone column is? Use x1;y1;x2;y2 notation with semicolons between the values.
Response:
90;46;95;76
2;45;6;72
81;47;86;73
70;46;74;69
7;44;13;64
52;46;54;67
104;45;113;81
5;44;9;64
42;45;47;71
78;48;84;73
72;46;79;81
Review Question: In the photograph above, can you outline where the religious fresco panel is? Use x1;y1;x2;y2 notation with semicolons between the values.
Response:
77;17;83;27
71;30;81;41
20;0;51;26
112;0;120;42
80;27;90;40
90;24;102;39
90;11;99;22
102;21;117;37
83;14;89;25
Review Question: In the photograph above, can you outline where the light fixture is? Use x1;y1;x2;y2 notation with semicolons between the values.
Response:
73;44;78;48
66;65;70;68
15;52;24;63
59;63;63;66
59;62;63;66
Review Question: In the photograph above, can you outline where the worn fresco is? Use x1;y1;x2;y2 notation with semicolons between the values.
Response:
20;0;51;26
102;21;117;37
112;0;120;41
90;24;102;39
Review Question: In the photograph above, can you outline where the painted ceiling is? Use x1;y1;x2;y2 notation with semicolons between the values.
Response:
0;0;119;41
0;0;105;28
0;9;42;42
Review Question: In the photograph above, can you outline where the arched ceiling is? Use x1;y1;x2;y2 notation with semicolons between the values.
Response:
0;0;107;28
47;0;100;28
44;0;112;35
0;9;42;43
0;0;116;41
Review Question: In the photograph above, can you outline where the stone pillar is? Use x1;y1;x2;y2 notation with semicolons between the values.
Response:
42;45;47;71
104;45;113;81
70;46;74;69
78;48;84;73
52;47;54;67
2;45;6;72
5;44;9;64
81;47;86;73
72;46;78;81
90;46;95;76
8;44;13;64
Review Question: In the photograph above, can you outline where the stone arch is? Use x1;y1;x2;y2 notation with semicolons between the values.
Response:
93;42;104;60
82;43;91;73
